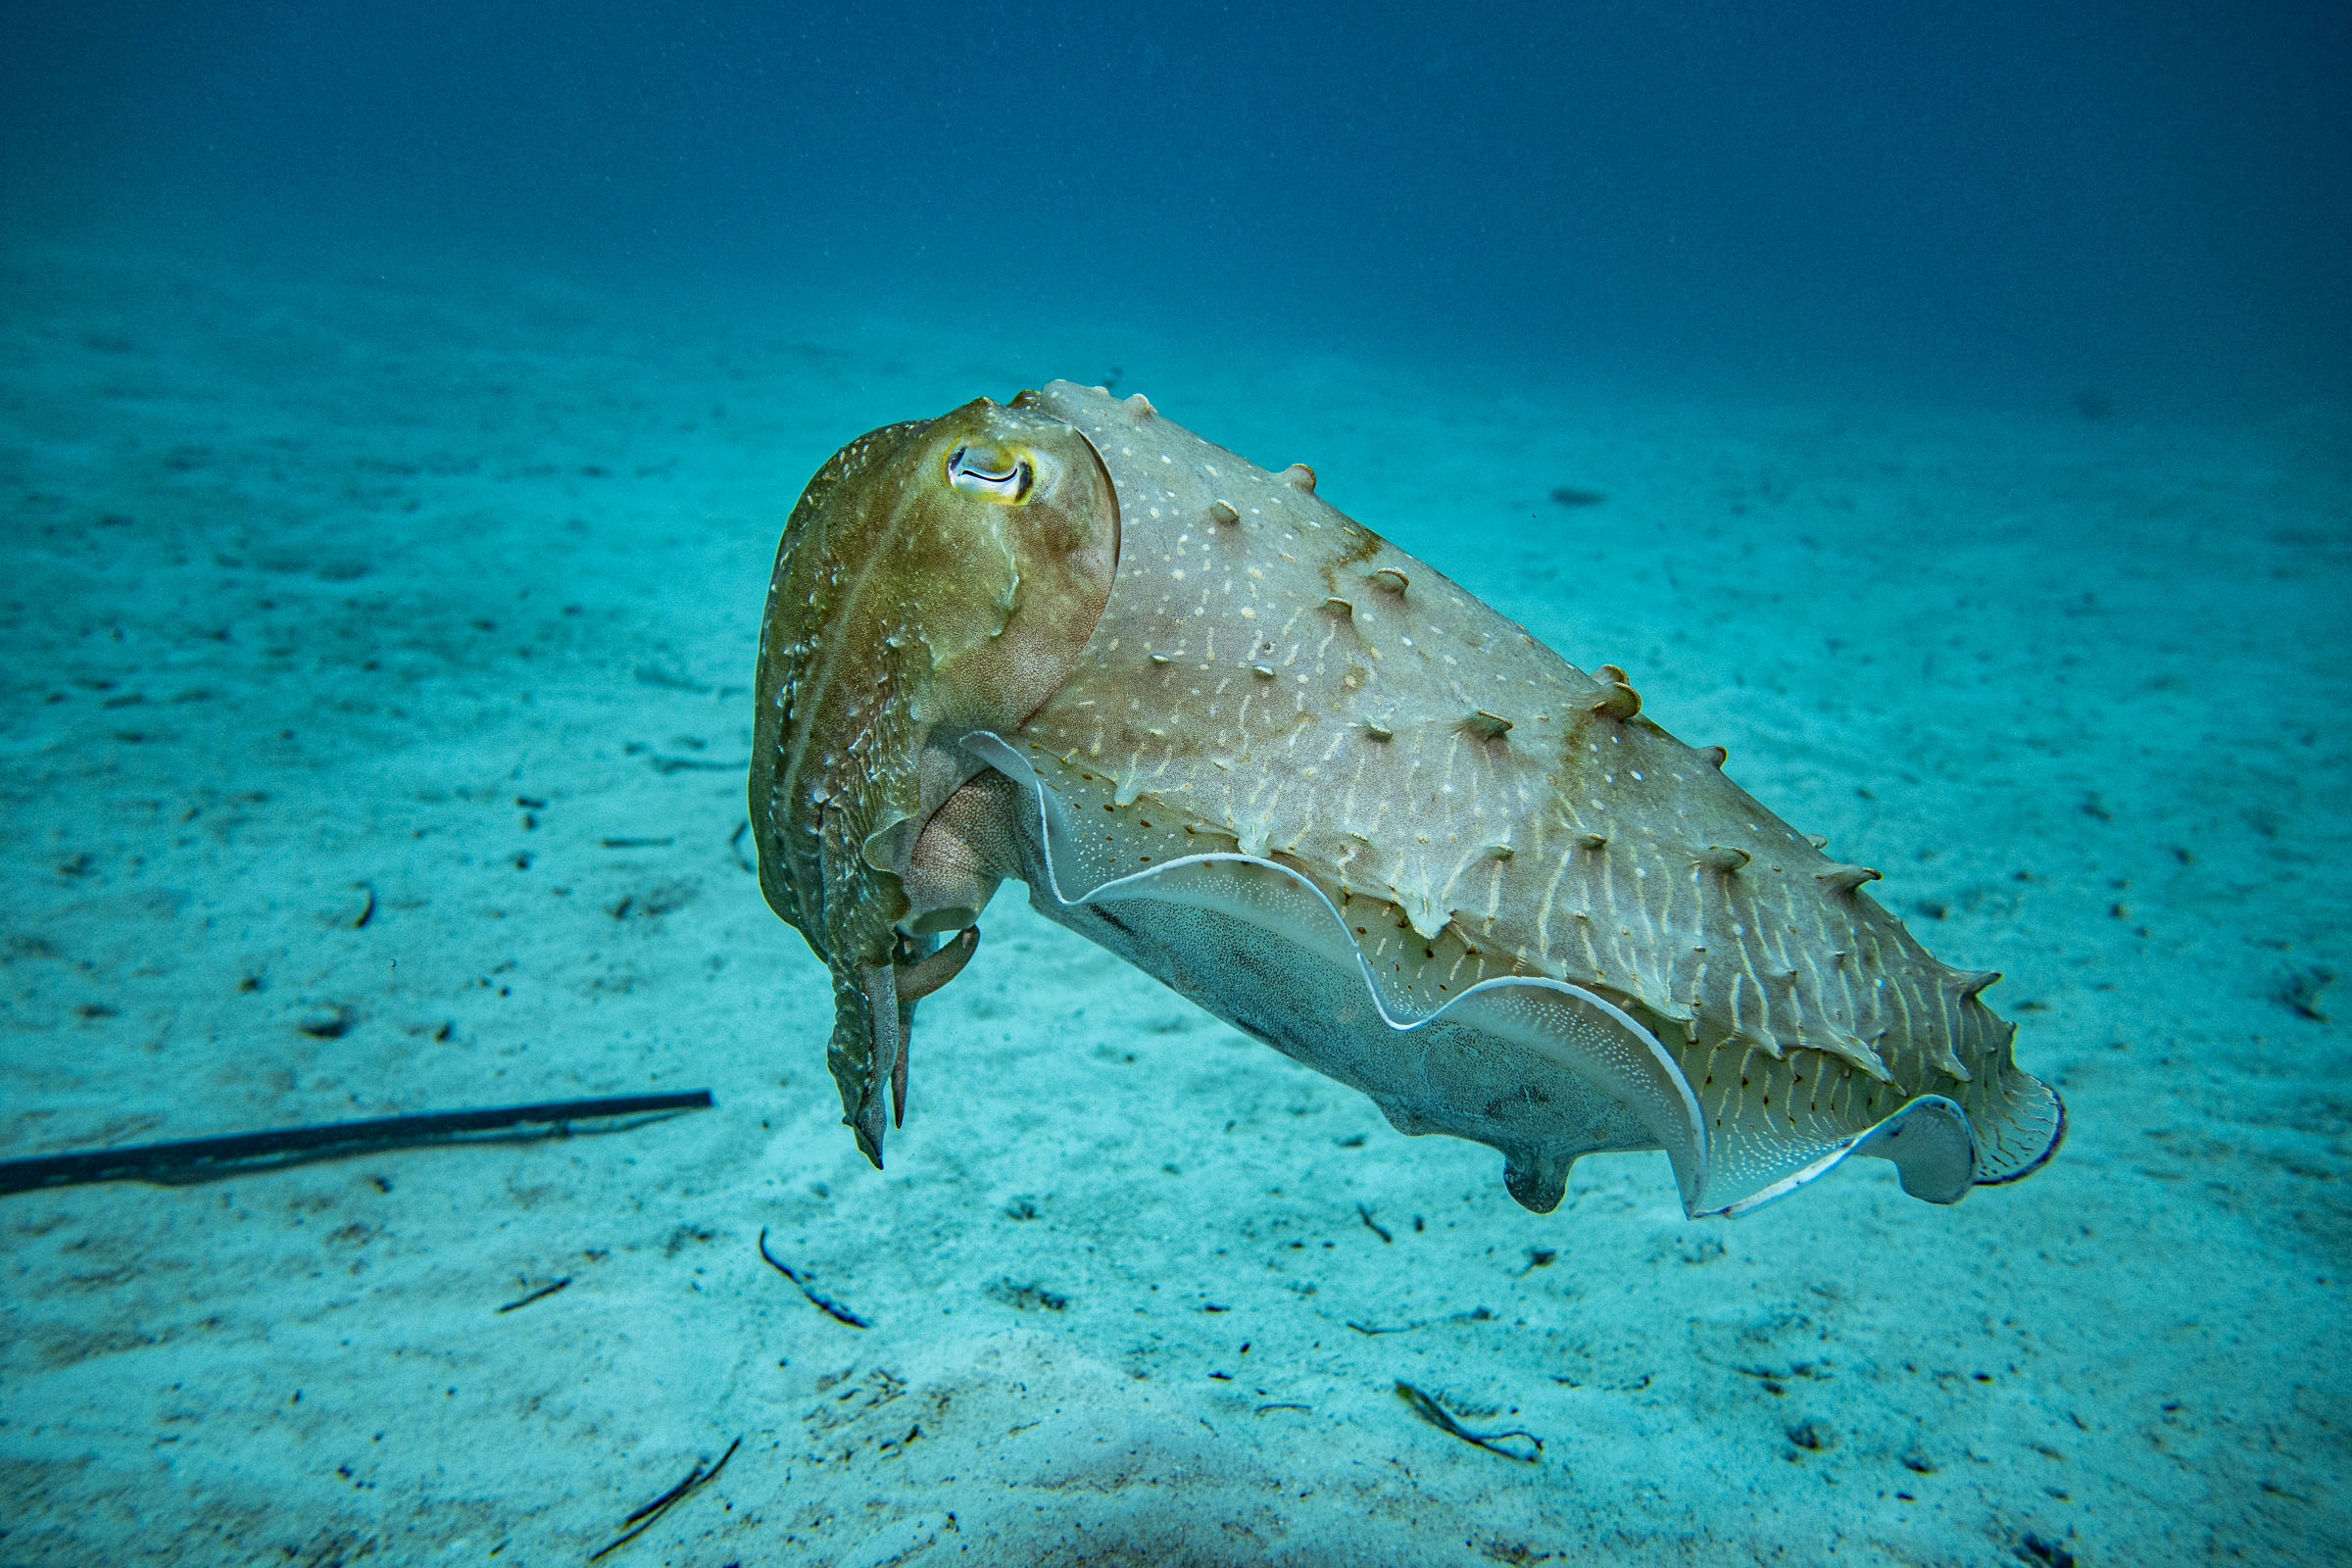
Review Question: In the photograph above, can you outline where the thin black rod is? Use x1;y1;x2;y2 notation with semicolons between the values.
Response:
0;1090;714;1197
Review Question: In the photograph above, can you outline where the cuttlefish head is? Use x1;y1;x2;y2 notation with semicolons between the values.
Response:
749;396;1119;1164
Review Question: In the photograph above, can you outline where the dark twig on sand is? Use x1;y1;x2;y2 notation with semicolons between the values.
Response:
1395;1381;1542;1463
2276;965;2334;1022
588;1437;741;1561
0;1091;715;1197
497;1278;573;1314
758;1228;870;1328
648;755;746;775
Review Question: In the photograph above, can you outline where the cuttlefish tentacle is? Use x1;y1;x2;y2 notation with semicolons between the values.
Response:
881;924;982;1128
896;925;981;1004
856;960;901;1159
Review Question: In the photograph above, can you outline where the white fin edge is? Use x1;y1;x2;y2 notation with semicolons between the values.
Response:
964;731;1715;1213
1715;1093;1978;1219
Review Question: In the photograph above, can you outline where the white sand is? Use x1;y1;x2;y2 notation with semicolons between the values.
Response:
3;239;2346;1566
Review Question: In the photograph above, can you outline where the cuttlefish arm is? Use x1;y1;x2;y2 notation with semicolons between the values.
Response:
748;401;1117;1164
881;924;982;1128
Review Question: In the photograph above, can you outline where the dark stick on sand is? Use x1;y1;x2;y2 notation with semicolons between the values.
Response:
588;1436;742;1562
1395;1381;1543;1463
758;1227;871;1329
0;1091;715;1197
496;1278;574;1314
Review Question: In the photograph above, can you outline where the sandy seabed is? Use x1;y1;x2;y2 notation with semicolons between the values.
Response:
2;239;2346;1567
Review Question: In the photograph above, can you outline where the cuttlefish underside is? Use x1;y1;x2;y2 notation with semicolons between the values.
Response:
748;382;2063;1218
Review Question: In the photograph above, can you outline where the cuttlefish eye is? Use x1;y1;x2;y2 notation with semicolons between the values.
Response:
945;442;1035;504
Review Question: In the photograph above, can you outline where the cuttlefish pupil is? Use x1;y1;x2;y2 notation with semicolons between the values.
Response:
946;444;1034;503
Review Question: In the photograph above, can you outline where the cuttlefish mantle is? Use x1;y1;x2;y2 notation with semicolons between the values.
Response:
748;382;2064;1218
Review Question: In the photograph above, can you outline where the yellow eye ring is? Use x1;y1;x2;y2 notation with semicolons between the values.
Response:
945;444;1034;504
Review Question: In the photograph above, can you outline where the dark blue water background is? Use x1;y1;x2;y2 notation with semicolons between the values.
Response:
6;1;2346;412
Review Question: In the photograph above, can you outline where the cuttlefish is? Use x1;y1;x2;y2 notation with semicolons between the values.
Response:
749;383;2063;1217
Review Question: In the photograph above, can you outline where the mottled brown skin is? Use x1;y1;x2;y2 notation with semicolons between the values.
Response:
752;383;2062;1211
749;400;1117;1163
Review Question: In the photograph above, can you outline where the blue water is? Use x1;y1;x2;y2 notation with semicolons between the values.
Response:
8;2;2348;409
3;6;2347;1564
